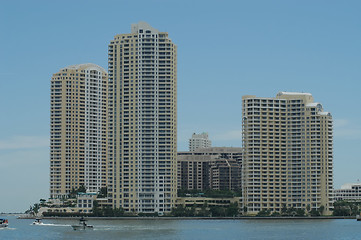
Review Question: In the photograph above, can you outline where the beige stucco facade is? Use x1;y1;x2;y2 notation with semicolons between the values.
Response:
108;22;177;214
50;64;108;198
242;92;333;215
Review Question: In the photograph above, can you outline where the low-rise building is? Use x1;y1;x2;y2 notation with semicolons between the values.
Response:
334;183;361;201
176;197;241;208
40;193;111;216
77;192;97;213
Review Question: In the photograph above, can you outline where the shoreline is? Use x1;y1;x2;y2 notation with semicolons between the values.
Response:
17;216;355;220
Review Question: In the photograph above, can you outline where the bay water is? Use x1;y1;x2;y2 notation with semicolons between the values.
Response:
1;215;361;239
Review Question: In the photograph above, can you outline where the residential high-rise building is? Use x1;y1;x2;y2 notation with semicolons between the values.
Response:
177;147;242;191
108;22;177;214
189;132;212;151
209;159;241;191
50;63;108;198
242;92;333;215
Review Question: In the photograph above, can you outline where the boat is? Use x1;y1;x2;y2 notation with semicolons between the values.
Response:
0;219;8;228
32;218;43;225
357;215;361;221
71;217;93;230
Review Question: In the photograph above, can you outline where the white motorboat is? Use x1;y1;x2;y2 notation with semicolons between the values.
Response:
0;219;8;228
32;218;43;225
71;217;93;230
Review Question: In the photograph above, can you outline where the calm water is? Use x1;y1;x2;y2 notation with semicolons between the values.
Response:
1;215;361;240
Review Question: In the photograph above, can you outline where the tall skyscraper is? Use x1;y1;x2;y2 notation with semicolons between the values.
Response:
242;92;333;215
108;22;177;214
189;132;212;151
50;63;108;198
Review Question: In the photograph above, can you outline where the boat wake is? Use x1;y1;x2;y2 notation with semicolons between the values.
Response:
0;227;16;230
30;223;70;227
47;224;70;227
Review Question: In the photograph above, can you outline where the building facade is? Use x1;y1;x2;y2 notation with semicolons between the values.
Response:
50;64;108;198
189;132;212;151
242;92;333;214
177;147;242;191
108;22;177;214
209;159;241;191
177;155;212;191
334;183;361;201
77;192;97;213
176;196;241;209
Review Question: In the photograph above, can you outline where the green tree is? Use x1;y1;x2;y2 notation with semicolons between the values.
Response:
226;202;239;217
332;200;361;216
98;187;108;198
286;207;296;216
68;185;87;198
92;201;102;216
257;209;271;217
295;209;305;217
113;207;125;217
103;206;113;216
171;205;188;217
210;206;226;217
197;202;210;217
281;204;288;216
351;205;359;216
189;204;197;217
25;205;33;215
26;203;40;216
243;206;248;215
39;199;47;207
77;185;86;193
177;189;242;198
271;211;280;217
310;209;320;216
68;187;76;198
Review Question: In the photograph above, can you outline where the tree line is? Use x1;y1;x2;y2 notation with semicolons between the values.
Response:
170;202;239;217
332;200;361;216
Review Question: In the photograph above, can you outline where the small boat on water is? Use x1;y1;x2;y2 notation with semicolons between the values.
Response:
357;215;361;221
0;219;8;228
71;217;93;230
32;218;43;225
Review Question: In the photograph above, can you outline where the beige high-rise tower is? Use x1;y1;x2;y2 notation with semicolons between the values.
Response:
50;64;108;198
189;132;212;151
108;22;177;214
242;92;333;215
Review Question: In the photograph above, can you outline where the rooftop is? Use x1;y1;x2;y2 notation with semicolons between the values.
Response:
62;63;106;73
277;92;312;96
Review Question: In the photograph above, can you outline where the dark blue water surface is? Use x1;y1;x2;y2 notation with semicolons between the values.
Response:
1;215;361;240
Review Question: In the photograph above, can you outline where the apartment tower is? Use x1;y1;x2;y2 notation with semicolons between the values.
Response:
177;147;242;191
50;64;108;198
242;92;333;215
189;132;212;151
108;22;177;213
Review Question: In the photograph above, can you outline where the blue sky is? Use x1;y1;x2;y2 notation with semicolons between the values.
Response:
1;0;361;212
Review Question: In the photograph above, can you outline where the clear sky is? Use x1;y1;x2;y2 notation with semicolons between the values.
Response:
1;0;361;213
